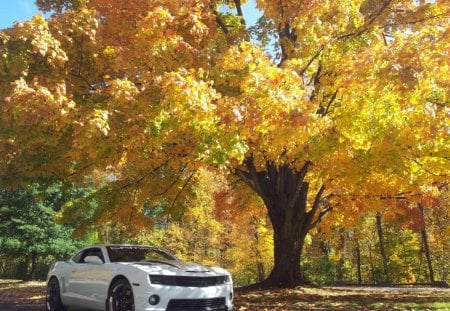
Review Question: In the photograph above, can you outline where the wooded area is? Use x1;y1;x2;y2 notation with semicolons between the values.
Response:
0;0;449;288
0;178;448;286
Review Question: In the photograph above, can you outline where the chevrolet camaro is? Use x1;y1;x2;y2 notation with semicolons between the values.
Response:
46;244;233;311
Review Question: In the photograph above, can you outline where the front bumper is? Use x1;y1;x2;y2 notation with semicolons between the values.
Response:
133;284;233;311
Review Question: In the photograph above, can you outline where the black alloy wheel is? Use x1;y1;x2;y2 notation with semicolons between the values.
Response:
46;278;67;311
108;279;135;311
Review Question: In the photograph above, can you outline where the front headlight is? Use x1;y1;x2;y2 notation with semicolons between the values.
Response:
149;275;176;285
223;275;231;283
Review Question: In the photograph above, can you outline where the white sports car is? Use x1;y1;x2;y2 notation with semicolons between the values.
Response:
46;244;233;311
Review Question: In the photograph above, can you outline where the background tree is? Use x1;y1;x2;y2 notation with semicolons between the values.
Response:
375;212;391;283
426;185;450;283
0;0;448;287
0;182;91;280
135;168;274;286
303;198;449;286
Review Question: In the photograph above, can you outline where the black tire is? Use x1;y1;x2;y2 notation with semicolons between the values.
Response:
46;277;67;311
107;278;135;311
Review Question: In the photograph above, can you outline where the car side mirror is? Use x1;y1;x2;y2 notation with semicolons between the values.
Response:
84;255;103;265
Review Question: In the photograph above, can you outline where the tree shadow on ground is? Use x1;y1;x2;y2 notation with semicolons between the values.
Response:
235;286;450;310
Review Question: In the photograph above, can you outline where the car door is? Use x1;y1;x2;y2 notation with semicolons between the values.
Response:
67;247;112;309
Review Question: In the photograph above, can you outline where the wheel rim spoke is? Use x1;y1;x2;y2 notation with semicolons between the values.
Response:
112;284;134;311
46;281;58;310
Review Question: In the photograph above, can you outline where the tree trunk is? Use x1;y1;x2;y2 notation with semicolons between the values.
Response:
368;246;375;283
355;239;362;284
252;220;266;283
257;262;265;283
29;251;37;280
336;230;346;281
236;158;329;288
418;204;435;283
265;222;309;287
375;213;390;283
421;229;435;283
22;255;30;281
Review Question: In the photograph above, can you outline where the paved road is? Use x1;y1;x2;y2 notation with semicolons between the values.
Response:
0;303;42;311
0;303;44;311
0;303;95;311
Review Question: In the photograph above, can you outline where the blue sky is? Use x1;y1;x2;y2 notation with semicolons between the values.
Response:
0;0;44;29
1;0;261;30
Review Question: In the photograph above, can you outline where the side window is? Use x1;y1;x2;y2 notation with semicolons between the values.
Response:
94;248;105;262
72;251;84;263
74;248;105;264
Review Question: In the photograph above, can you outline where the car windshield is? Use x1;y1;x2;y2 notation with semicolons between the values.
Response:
107;246;177;263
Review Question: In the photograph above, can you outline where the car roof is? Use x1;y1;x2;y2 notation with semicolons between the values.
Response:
91;244;151;247
80;244;174;254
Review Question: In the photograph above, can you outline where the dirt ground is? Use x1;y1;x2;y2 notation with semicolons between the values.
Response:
1;279;449;310
0;280;91;311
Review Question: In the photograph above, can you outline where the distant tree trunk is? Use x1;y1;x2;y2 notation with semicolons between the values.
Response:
375;213;390;283
368;246;376;283
418;204;435;283
236;158;329;288
336;230;346;281
22;255;30;281
257;262;265;283
29;251;37;280
106;226;110;244
355;239;362;284
0;257;5;276
320;241;330;256
252;221;266;283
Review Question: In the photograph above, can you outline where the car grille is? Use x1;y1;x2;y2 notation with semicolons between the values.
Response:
149;275;228;287
166;297;227;311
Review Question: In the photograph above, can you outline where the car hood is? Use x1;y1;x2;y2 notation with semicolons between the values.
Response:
126;260;227;276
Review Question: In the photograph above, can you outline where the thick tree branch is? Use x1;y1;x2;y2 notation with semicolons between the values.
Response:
168;171;194;211
338;0;394;41
246;156;272;206
235;156;272;207
117;159;172;192
235;168;255;191
154;162;188;196
298;47;324;76
309;206;332;229
287;161;311;211
413;159;448;177
335;191;420;201
381;11;449;29
277;164;286;195
214;10;229;34
233;0;246;26
308;61;323;101
300;184;332;229
311;184;326;215
317;90;338;116
69;72;94;90
69;161;97;177
78;37;84;77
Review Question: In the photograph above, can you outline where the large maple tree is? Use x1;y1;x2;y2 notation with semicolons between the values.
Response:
1;0;448;287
